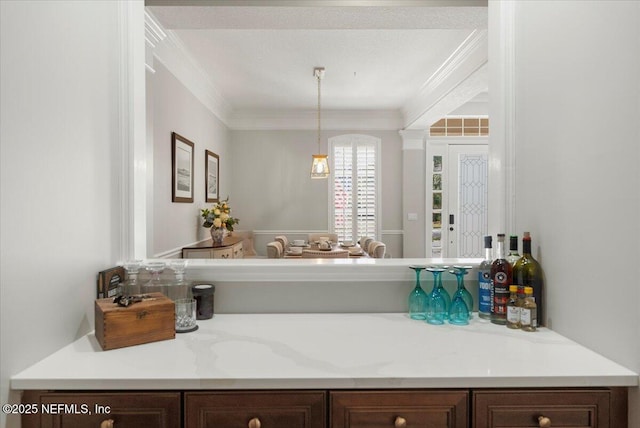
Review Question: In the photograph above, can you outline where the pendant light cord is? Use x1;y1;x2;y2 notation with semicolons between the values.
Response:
317;71;321;152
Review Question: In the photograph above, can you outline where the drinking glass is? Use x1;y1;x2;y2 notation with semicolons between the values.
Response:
144;261;166;293
170;260;187;284
425;267;448;325
407;265;428;320
450;265;474;319
175;298;198;333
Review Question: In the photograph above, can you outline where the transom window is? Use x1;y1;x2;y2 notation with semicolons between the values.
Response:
329;134;381;242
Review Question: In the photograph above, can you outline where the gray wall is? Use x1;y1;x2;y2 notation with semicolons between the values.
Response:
229;130;403;257
510;1;640;424
150;61;232;256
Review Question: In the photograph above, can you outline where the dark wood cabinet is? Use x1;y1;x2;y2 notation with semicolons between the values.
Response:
331;390;468;428
472;388;627;428
22;391;181;428
184;390;326;428
21;387;627;428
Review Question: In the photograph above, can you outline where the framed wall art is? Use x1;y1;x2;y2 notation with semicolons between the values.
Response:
205;150;219;203
171;132;195;203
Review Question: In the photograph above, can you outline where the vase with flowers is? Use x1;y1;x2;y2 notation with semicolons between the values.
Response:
201;198;240;246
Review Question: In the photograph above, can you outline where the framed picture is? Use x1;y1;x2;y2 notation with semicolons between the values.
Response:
205;150;219;203
172;132;194;203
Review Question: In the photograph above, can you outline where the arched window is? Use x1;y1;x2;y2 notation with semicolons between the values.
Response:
329;134;381;242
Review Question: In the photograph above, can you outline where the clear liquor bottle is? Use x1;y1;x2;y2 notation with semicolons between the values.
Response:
477;236;493;320
490;234;512;325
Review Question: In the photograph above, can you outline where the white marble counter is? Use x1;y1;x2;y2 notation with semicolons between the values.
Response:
11;313;638;391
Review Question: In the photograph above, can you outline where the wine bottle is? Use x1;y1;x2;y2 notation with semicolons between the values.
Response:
477;236;493;320
490;233;512;325
513;232;544;325
507;235;520;266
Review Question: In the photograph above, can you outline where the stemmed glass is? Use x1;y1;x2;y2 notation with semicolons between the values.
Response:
170;260;187;284
144;261;166;293
450;266;474;320
425;267;448;325
407;265;428;320
448;266;473;325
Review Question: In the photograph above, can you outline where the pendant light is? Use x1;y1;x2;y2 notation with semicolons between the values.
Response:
310;67;330;179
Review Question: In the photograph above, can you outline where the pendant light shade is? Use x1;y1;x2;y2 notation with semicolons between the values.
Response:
310;67;329;179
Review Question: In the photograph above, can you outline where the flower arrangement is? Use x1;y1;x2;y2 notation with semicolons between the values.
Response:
201;198;239;231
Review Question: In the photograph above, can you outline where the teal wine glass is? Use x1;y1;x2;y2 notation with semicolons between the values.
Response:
425;267;448;325
408;265;428;320
433;266;451;314
451;266;474;319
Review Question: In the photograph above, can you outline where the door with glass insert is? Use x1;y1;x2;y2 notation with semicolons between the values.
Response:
446;144;488;258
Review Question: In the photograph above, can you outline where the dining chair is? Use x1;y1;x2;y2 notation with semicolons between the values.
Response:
266;241;283;258
274;235;289;252
308;233;339;243
360;237;373;254
368;241;386;258
301;249;349;258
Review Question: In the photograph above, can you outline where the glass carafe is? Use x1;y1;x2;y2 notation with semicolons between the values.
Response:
407;265;428;320
121;260;142;295
143;261;166;294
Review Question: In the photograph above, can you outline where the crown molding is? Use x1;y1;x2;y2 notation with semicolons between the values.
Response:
228;109;404;131
145;11;233;124
402;29;488;129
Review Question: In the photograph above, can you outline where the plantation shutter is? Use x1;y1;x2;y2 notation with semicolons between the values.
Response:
330;135;379;242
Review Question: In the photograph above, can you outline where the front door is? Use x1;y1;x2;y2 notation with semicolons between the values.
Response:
445;143;488;258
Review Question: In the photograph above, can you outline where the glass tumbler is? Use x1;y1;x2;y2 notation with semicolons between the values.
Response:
175;298;198;333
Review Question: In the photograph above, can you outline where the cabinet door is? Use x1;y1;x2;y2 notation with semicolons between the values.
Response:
185;391;326;428
331;390;468;428
472;389;625;428
22;391;180;428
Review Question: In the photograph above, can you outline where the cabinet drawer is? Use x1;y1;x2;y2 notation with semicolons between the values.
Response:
212;247;234;259
22;391;180;428
185;391;326;428
472;389;623;428
331;390;468;428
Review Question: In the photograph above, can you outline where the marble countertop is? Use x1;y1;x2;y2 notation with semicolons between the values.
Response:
11;313;638;391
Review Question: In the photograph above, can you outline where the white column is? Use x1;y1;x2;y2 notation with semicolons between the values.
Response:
399;130;427;258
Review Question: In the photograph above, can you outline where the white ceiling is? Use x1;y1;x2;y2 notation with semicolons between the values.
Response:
146;1;488;129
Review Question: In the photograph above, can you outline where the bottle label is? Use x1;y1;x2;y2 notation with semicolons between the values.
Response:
521;308;531;325
478;271;492;314
507;305;520;323
492;272;509;316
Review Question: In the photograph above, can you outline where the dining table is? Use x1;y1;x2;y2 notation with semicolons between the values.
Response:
284;241;368;258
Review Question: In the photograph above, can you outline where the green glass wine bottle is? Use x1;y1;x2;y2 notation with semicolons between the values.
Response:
513;232;544;326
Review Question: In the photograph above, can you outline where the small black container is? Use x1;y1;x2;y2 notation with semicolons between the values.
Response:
191;284;215;320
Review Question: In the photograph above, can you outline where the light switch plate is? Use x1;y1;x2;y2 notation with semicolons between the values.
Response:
408;213;418;221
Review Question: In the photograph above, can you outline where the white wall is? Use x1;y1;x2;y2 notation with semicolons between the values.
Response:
150;61;232;257
0;1;126;427
229;129;403;257
510;0;640;424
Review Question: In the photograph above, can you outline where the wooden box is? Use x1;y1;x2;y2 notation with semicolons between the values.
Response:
95;292;175;351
